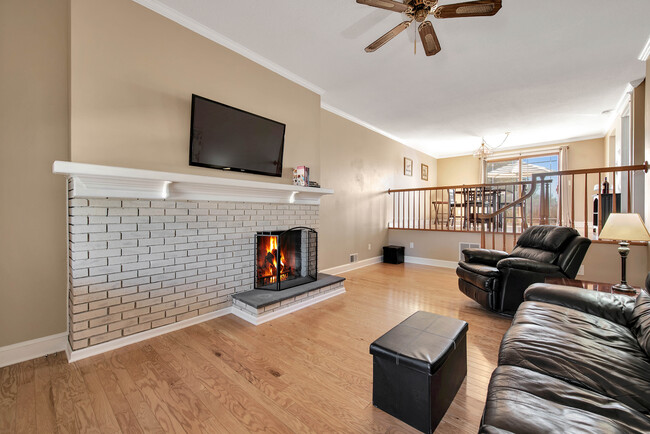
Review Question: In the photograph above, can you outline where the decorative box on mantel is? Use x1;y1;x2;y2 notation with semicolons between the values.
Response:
53;161;335;362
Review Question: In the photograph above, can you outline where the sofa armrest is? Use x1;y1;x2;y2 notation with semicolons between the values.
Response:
497;257;562;275
524;283;635;326
463;248;509;266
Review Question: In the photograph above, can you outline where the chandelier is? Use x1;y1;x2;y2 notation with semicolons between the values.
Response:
473;132;511;159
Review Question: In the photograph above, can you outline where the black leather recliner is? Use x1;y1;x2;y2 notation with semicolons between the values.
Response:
456;225;591;314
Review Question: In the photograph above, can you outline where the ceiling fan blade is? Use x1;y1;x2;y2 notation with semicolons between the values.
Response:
418;21;441;56
433;0;502;19
365;20;412;52
356;0;411;14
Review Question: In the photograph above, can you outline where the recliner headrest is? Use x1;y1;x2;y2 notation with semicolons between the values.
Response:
516;225;579;252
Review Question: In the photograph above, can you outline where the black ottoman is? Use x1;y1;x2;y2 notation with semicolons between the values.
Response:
383;245;405;264
370;311;468;433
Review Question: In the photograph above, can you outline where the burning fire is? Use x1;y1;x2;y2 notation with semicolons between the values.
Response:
258;236;291;284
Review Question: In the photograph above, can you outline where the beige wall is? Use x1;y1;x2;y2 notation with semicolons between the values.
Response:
68;0;438;272
319;110;436;269
437;137;607;187
388;230;648;287
436;155;481;186
70;0;321;184
0;0;70;346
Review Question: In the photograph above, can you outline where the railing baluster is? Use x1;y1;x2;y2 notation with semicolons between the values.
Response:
513;199;518;248
558;174;563;226
612;171;617;214
627;170;631;213
584;174;588;238
407;191;410;229
598;173;602;235
391;192;394;228
571;174;575;229
465;188;469;232
400;191;402;228
502;187;507;250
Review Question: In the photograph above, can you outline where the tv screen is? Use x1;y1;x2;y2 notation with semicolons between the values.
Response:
189;94;286;177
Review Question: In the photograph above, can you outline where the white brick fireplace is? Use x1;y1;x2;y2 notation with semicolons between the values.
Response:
54;161;334;361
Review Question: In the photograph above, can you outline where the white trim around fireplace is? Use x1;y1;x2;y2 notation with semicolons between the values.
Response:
52;161;333;205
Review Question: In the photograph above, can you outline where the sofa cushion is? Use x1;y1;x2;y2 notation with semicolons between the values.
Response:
456;265;497;290
481;365;650;434
498;301;650;413
513;300;639;352
630;289;650;357
515;225;578;252
509;246;558;263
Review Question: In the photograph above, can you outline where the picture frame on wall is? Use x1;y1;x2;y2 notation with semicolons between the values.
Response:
404;157;413;176
421;163;428;181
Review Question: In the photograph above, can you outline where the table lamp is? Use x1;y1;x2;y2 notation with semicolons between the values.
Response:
598;213;650;292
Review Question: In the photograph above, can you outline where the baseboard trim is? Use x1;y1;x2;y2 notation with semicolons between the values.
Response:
0;332;68;368
404;256;457;269
66;307;231;363
231;287;346;325
320;256;382;275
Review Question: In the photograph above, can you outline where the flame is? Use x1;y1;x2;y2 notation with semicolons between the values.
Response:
258;235;292;285
266;237;284;270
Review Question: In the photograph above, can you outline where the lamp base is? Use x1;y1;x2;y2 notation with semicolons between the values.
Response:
612;282;636;293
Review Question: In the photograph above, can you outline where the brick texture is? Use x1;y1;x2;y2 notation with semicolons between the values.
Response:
67;190;319;350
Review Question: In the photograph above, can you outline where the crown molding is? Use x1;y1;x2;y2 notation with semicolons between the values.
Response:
638;35;650;61
604;83;634;134
320;103;408;145
130;0;325;96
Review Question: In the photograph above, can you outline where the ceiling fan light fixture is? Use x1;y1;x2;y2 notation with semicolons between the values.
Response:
358;0;501;56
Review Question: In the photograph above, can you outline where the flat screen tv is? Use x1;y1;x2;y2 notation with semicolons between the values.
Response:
189;94;286;177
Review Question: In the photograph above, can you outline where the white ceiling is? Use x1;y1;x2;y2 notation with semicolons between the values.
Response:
145;0;650;158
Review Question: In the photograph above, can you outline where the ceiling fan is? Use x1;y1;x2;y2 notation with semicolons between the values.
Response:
356;0;502;56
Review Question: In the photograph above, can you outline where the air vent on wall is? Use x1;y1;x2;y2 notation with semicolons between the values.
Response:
350;253;358;263
459;242;480;261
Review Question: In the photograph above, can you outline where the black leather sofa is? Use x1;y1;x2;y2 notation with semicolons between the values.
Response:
480;275;650;433
457;225;590;314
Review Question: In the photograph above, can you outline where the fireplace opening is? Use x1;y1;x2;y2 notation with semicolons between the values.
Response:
255;227;317;291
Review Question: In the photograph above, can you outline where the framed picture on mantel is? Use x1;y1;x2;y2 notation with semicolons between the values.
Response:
421;163;428;181
404;157;413;176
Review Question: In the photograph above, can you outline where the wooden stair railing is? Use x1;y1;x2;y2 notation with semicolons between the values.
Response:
388;162;648;250
478;162;648;250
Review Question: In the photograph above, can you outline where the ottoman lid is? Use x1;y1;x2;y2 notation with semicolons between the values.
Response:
370;311;468;374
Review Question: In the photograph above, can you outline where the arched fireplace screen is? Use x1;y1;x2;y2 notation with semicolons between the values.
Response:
255;227;317;291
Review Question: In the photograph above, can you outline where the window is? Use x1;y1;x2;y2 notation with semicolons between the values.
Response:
486;153;559;225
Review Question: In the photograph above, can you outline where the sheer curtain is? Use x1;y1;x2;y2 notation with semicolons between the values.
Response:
558;146;571;226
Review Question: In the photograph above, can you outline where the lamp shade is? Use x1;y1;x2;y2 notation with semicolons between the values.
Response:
599;213;650;242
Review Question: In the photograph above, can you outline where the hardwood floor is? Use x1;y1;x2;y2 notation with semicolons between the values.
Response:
0;263;512;433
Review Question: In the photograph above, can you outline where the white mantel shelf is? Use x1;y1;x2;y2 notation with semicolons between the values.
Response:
52;161;333;205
